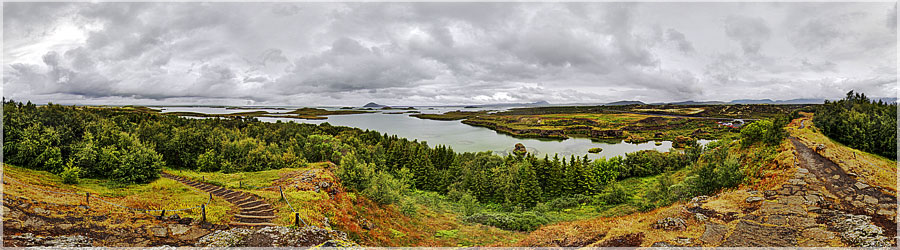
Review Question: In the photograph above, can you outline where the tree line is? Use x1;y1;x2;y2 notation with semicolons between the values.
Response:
3;100;778;213
813;91;896;159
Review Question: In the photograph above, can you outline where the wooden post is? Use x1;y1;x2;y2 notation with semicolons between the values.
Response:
161;210;165;218
294;212;300;227
85;192;90;205
209;193;213;200
201;204;207;222
239;181;242;188
280;186;285;201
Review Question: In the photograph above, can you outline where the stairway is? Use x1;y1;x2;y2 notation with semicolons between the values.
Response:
161;173;277;227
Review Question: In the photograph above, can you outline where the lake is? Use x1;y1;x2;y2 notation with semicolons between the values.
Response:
154;106;712;160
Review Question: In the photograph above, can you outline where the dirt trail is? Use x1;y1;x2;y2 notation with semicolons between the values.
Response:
161;173;276;227
789;137;897;237
698;120;897;247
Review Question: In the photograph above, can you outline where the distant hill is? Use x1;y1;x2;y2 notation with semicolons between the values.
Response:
363;102;385;108
655;100;727;105
603;100;645;106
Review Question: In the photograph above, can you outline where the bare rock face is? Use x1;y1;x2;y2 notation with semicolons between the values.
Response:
196;226;354;247
721;220;798;247
826;213;890;247
7;233;92;247
699;223;728;244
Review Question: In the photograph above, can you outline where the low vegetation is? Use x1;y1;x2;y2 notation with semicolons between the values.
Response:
411;110;489;120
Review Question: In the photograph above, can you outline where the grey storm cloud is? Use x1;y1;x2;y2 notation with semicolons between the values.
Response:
3;2;897;106
724;16;771;55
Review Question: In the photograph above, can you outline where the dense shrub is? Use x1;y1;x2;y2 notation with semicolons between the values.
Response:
463;211;550;231
60;161;81;184
596;183;629;205
740;117;787;147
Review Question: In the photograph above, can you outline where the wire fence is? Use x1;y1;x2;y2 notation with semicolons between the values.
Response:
5;172;313;228
165;172;309;227
2;175;211;215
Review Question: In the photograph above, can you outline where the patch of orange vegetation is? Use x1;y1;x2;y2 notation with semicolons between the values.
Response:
515;202;707;247
278;167;522;246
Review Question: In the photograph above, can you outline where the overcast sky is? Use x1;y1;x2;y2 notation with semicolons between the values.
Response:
3;2;897;106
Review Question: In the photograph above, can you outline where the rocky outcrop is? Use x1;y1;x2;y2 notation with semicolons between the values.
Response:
2;195;225;247
196;226;354;247
513;143;527;156
652;217;686;231
721;220;798;247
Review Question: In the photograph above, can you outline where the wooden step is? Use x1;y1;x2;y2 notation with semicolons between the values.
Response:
228;222;277;227
235;214;276;219
236;200;263;207
223;192;243;200
240;204;272;211
233;196;254;204
241;208;275;214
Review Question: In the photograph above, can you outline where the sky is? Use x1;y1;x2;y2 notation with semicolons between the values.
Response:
3;2;897;106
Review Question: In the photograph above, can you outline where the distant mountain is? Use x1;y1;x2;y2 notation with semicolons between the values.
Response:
604;100;645;106
648;98;831;105
467;101;551;108
659;101;727;105
363;102;385;108
730;99;775;104
730;98;824;104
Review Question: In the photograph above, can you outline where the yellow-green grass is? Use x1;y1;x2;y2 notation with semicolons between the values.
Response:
166;166;314;190
632;107;705;115
3;164;233;224
164;165;332;226
787;114;897;193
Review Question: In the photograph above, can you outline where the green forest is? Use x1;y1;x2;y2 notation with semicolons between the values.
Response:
813;91;897;159
3;99;788;230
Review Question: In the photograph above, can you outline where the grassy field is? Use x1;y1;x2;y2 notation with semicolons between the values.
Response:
460;111;736;143
3;164;234;224
411;110;490;120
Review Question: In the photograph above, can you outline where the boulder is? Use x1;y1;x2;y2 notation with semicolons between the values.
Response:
168;224;191;236
150;227;168;238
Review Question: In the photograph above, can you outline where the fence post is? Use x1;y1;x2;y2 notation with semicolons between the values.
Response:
294;212;300;227
280;186;285;201
161;210;165;218
239;181;242;188
201;204;207;222
209;193;212;200
85;192;90;206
